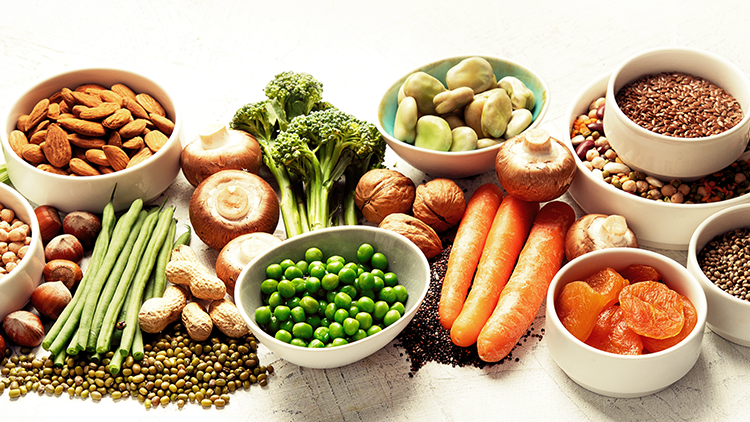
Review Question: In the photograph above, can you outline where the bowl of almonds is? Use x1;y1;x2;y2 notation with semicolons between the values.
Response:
0;67;183;213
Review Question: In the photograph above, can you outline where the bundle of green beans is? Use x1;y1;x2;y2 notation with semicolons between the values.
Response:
41;196;189;375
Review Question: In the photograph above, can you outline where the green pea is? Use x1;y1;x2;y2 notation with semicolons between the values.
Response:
319;317;330;327
266;290;282;308
290;338;308;347
305;247;324;263
273;305;291;321
366;325;382;336
306;315;321;328
357;243;374;263
359;289;376;300
314;326;330;343
371;252;388;270
295;260;309;275
390;302;405;316
279;319;294;333
373;301;389;320
328;322;345;339
358;272;374;291
344;262;359;271
338;267;357;284
260;279;279;294
254;306;272;325
379;287;396;304
348;305;359;318
383;272;398;287
327;255;346;265
334;308;349;324
383;309;402;326
326;290;337;303
324;302;337;321
326;260;344;275
321;273;339;291
266;264;283;280
284;265;304;281
317;300;328;316
357;296;375;313
308;339;326;348
333;292;352;309
267;316;280;334
351;329;368;342
290;306;306;323
309;263;327;279
355;312;373;330
371;269;385;280
373;276;385;292
340;285;358;300
292;277;307;293
292;322;313;339
277;280;296;298
305;276;321;294
300;296;320;315
274;330;292;343
331;338;349;347
393;285;408;302
286;296;301;309
343;317;360;336
280;258;296;271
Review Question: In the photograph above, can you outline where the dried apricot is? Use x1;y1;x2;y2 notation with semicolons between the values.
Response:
583;267;628;307
641;295;698;353
619;264;661;284
619;281;684;339
585;305;643;355
556;281;608;341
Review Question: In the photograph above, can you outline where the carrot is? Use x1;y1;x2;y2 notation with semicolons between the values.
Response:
438;183;504;330
449;195;539;347
476;201;576;362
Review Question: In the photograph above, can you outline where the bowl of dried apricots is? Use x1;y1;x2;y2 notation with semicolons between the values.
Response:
545;247;707;398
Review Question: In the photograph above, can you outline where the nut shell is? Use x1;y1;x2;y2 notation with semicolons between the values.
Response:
378;213;443;259
413;178;466;232
355;169;416;224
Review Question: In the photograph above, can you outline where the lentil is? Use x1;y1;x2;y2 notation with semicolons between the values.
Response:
698;228;750;301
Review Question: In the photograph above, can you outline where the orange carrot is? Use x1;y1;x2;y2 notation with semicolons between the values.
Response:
438;183;504;330
476;201;576;362
449;195;539;347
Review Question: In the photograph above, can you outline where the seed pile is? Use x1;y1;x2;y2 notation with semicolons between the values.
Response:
615;72;744;138
698;228;750;301
395;245;544;374
0;322;272;408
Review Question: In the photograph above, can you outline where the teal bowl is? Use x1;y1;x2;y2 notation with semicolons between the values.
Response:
376;55;549;179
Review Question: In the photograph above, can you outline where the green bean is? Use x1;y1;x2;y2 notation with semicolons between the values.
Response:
173;224;191;248
131;323;144;362
148;218;177;300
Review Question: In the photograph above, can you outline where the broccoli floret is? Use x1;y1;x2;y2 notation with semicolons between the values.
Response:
264;71;324;131
229;100;278;141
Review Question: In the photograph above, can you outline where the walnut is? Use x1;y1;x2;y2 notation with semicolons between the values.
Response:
354;169;416;224
413;178;466;232
378;213;442;259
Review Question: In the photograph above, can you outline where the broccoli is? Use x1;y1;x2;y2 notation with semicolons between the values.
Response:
264;71;324;132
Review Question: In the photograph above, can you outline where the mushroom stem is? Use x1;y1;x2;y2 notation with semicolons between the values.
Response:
216;185;250;220
199;124;231;150
522;128;552;154
601;215;628;239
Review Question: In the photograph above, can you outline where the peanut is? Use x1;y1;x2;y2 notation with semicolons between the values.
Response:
181;302;213;341
165;260;226;301
208;299;249;338
138;285;190;333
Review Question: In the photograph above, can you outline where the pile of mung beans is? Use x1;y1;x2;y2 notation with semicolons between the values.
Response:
570;96;750;204
0;322;272;408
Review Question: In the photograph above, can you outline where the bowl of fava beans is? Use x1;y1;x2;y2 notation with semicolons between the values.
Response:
688;204;750;347
234;225;430;369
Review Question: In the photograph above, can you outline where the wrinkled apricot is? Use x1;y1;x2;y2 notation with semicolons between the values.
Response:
641;295;697;353
556;281;608;341
619;281;684;339
619;264;661;284
583;267;629;307
585;305;643;355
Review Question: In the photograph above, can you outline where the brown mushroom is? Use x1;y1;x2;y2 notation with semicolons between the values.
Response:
180;124;263;187
564;214;639;261
216;232;283;292
495;128;576;202
189;169;280;251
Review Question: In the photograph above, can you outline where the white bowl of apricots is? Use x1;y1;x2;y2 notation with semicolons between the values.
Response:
545;248;707;398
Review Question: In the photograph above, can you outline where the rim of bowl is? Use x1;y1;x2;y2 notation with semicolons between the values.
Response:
0;183;42;287
687;203;750;308
547;248;708;361
377;54;550;157
234;225;431;353
566;71;750;210
606;46;750;144
0;66;182;182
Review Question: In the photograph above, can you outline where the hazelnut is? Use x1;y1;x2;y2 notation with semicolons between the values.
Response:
378;213;443;259
354;169;416;224
31;281;73;320
2;310;45;347
413;178;466;232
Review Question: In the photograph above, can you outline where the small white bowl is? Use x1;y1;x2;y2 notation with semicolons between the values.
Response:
546;248;707;398
565;73;750;250
0;67;183;213
604;47;750;181
234;226;430;369
687;204;750;346
0;183;45;321
376;55;549;179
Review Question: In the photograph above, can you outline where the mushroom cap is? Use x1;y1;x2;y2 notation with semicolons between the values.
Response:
180;126;262;187
216;232;283;292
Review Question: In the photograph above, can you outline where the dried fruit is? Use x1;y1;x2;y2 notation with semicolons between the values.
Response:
583;267;629;308
619;281;685;339
641;295;698;353
584;305;644;355
619;264;662;284
556;281;608;341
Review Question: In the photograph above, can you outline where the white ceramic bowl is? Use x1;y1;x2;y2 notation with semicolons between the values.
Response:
0;183;45;321
546;248;707;398
234;226;430;369
565;73;750;250
687;204;750;346
376;55;549;179
0;68;183;213
604;47;750;181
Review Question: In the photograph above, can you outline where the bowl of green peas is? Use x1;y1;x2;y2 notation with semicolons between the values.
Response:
234;225;430;369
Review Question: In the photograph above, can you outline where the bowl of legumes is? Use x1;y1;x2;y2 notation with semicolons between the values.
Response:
565;73;750;250
234;225;430;369
687;204;750;347
603;47;750;181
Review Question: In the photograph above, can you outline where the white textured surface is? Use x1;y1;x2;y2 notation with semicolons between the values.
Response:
2;1;750;420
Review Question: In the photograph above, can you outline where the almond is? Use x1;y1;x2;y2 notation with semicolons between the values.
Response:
76;83;106;93
37;164;69;175
149;113;175;136
60;88;76;109
8;130;29;155
122;97;149;120
58;101;70;114
102;145;130;171
29;130;47;145
47;102;60;120
108;131;122;148
29;119;50;136
48;90;63;104
42;124;72;168
111;83;137;101
26;98;50;132
135;93;166;117
122;136;144;150
118;119;148;138
98;166;115;175
71;91;102;108
78;102;121;120
84;149;110;167
16;115;30;132
144;130;168;152
58;118;107;137
127;147;153;168
68;133;106;149
69;158;101;176
72;146;87;161
99;90;124;105
102;108;132;130
21;144;47;165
